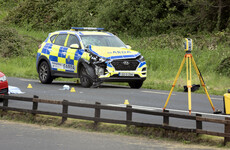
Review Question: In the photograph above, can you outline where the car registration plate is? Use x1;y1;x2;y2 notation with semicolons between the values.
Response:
119;72;135;76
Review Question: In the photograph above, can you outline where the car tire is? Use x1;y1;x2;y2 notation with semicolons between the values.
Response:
0;93;8;102
38;61;53;84
128;80;143;89
80;67;93;88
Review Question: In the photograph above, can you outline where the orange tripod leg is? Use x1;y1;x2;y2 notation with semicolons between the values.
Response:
191;57;215;112
163;57;186;110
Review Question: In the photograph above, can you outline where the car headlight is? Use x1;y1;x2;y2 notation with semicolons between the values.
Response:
99;57;107;63
91;55;98;61
0;75;7;82
138;55;145;62
90;54;108;64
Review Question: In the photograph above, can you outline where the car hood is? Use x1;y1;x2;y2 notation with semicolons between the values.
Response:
88;45;140;60
0;72;5;77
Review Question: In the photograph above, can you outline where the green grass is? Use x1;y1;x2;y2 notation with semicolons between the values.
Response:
0;10;8;20
0;57;37;79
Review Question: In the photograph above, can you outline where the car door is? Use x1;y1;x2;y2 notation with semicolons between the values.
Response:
66;34;82;73
51;34;68;72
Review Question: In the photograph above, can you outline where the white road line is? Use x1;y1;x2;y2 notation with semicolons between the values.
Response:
20;79;38;82
142;91;222;101
107;104;229;118
210;97;222;101
142;91;175;96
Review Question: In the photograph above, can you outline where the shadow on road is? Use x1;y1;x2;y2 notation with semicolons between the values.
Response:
50;81;130;89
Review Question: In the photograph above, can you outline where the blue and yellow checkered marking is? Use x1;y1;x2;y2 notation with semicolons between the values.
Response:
58;47;68;58
41;43;52;55
37;41;85;73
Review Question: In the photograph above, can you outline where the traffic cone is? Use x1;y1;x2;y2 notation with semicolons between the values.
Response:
27;84;32;88
124;99;129;105
70;87;76;92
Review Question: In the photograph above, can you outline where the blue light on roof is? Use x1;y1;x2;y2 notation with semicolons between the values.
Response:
71;27;104;31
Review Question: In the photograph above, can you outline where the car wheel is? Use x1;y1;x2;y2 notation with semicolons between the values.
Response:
80;67;93;88
38;61;53;84
0;93;8;102
128;81;143;89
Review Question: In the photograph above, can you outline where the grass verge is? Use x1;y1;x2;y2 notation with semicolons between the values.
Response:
0;57;37;79
0;110;229;148
0;54;228;95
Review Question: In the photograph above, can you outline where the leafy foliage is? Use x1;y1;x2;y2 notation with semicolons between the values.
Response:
0;26;39;57
5;0;230;35
0;0;18;10
217;57;230;77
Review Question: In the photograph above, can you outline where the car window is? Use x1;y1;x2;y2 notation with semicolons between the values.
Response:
80;35;126;48
54;34;67;46
66;34;80;48
50;34;57;43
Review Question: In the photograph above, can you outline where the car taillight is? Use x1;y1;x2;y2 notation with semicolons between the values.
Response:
38;44;42;49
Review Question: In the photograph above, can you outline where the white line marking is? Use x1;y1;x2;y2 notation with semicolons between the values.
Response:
20;79;37;82
210;97;222;101
107;104;229;118
142;91;222;101
142;91;175;96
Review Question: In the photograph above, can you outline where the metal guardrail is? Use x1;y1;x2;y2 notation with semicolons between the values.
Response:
0;95;230;145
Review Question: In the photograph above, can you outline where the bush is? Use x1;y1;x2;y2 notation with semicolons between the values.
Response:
6;0;59;30
6;0;102;31
0;26;39;57
217;57;230;77
6;0;230;36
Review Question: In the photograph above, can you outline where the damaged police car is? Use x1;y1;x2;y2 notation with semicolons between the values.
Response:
36;27;147;88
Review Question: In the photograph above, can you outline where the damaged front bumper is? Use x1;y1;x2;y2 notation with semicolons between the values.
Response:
95;60;147;82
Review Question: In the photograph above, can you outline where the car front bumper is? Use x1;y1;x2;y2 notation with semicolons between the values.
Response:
99;76;146;82
0;81;8;95
0;88;8;95
97;60;147;82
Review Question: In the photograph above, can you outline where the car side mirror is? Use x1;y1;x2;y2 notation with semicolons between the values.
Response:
70;44;80;49
126;45;131;49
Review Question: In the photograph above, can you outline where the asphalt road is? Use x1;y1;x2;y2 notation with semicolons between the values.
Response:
5;77;226;132
0;120;219;150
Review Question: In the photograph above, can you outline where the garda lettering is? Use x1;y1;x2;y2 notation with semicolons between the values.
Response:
108;51;132;54
51;61;76;71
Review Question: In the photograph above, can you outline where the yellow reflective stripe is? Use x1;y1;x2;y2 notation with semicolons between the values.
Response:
64;34;70;47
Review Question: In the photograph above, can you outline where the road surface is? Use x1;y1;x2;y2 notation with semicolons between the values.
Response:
0;120;220;150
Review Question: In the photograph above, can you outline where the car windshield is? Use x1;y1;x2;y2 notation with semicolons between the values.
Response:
80;35;126;48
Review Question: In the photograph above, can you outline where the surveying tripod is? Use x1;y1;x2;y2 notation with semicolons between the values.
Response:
162;39;216;115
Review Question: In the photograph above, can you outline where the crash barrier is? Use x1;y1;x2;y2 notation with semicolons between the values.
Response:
0;95;230;145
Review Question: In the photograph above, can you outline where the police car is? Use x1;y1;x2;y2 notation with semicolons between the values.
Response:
36;27;147;88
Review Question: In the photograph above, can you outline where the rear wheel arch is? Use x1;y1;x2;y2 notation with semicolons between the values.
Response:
37;56;52;73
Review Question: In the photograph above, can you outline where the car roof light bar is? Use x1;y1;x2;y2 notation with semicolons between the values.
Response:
71;27;104;31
